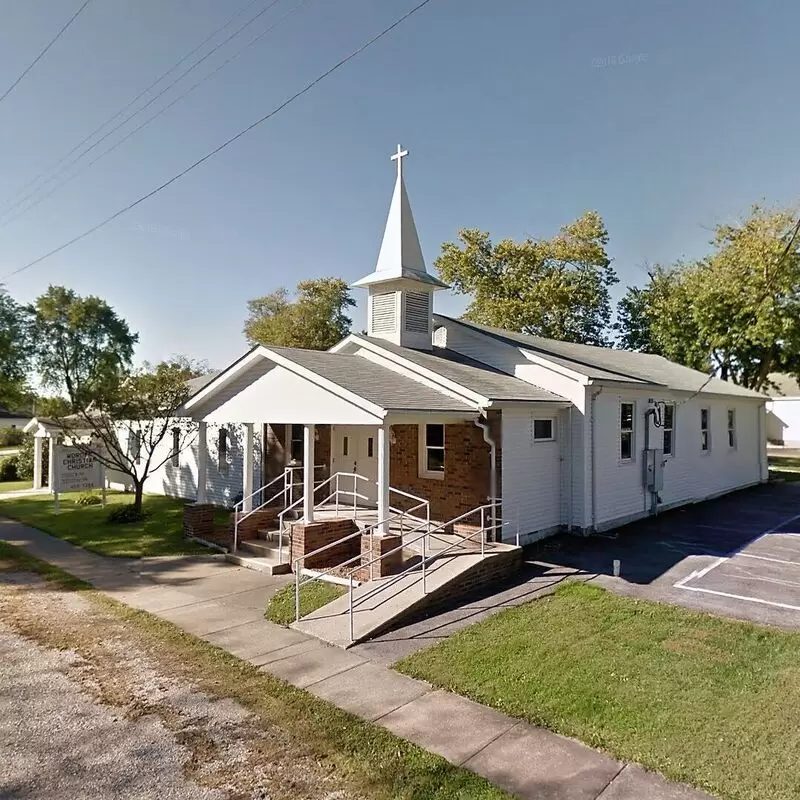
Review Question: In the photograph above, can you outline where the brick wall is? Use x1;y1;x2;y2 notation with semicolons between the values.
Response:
390;422;494;523
183;503;215;540
354;533;403;581
365;546;523;640
289;518;359;570
230;509;279;541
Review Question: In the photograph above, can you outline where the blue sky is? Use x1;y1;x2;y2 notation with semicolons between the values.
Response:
0;0;797;369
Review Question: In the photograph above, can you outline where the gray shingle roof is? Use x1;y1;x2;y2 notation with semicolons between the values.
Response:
266;347;476;412
438;315;765;399
766;373;800;398
359;337;564;402
186;371;222;394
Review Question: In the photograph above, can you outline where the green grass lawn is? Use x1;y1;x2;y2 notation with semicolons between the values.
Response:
768;455;800;481
0;491;230;558
266;581;346;625
0;480;33;493
396;582;800;800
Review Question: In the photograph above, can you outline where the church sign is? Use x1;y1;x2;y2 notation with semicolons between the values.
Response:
56;446;103;493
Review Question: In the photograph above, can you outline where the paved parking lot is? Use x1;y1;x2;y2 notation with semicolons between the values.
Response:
538;482;800;630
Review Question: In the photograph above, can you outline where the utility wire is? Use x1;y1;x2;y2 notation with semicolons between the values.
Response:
1;0;435;281
0;0;267;214
0;0;311;231
0;0;93;106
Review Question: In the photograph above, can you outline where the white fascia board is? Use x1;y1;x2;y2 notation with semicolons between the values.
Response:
183;346;263;411
486;399;572;410
256;347;387;419
185;345;387;419
520;349;592;384
341;336;488;407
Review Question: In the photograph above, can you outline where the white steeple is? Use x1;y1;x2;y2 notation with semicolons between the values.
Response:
354;145;448;350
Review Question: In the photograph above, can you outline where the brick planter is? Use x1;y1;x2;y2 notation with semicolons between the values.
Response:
354;534;403;581
183;503;215;540
290;518;359;571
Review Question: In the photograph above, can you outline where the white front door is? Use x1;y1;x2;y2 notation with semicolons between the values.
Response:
330;426;378;506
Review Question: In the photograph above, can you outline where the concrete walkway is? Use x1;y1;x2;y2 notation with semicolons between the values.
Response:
0;517;714;800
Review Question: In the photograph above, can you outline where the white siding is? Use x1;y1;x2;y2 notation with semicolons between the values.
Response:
502;406;563;543
590;389;764;530
107;420;262;507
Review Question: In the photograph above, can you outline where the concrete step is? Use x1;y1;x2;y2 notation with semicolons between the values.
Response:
292;550;504;647
241;538;284;557
225;548;291;575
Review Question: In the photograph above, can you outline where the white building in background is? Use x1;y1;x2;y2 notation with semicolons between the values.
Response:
766;373;800;447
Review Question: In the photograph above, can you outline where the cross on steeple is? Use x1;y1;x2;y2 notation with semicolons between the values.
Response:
390;144;408;180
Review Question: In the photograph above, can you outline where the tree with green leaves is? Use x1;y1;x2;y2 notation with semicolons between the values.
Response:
0;289;32;410
244;278;355;351
29;286;138;412
615;205;800;391
54;357;197;516
435;211;618;345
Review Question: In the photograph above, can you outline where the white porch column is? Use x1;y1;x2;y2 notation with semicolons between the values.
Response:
47;436;55;493
196;421;208;504
33;436;43;490
303;424;315;522
243;423;254;512
377;422;390;535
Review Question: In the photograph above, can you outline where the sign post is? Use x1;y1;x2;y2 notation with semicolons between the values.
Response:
53;441;60;515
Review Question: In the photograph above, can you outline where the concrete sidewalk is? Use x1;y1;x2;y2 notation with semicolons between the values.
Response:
0;518;714;800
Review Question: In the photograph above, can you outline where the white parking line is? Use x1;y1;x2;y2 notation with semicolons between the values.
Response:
678;584;800;612
736;552;800;567
673;556;728;589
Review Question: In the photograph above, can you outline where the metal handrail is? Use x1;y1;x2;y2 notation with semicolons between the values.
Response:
233;469;292;552
292;508;413;622
276;471;371;562
342;503;502;642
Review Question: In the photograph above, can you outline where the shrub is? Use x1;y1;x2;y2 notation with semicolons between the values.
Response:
0;455;19;482
107;503;150;524
75;491;102;506
16;433;47;483
0;428;24;447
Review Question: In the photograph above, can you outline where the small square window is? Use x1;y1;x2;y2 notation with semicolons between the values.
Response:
533;418;554;441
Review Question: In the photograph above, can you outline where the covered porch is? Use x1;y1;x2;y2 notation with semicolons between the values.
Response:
179;345;500;573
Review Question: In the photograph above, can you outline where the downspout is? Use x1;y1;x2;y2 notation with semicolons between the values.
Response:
568;405;574;533
590;386;603;533
757;402;765;482
475;412;498;541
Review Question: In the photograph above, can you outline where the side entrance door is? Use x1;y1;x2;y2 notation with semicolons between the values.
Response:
330;426;378;506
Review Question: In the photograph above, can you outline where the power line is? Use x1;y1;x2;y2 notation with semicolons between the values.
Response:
0;0;308;230
0;0;266;214
0;0;284;222
1;0;435;281
0;0;93;106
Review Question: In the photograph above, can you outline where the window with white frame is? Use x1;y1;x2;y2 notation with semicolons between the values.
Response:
620;402;635;461
727;409;736;449
532;418;555;442
218;428;229;474
419;423;445;477
171;427;180;467
662;403;675;456
700;408;711;452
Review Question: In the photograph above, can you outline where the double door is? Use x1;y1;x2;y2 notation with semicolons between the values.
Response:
330;426;378;506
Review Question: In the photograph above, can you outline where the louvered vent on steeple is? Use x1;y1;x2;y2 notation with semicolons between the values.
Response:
370;292;396;333
404;292;430;333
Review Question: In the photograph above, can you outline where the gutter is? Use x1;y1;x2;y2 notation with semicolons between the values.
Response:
475;412;498;542
589;385;603;532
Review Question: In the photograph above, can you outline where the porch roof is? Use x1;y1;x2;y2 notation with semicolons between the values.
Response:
264;347;475;412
